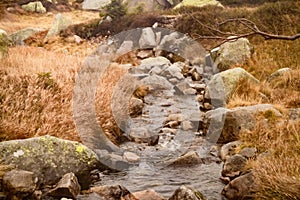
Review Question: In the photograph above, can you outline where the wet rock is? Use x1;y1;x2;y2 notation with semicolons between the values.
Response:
123;152;140;163
82;0;111;10
207;67;259;102
133;189;165;200
220;141;242;161
212;38;253;72
267;67;292;82
0;136;100;189
239;147;257;159
129;97;144;117
47;14;72;37
139;27;156;49
169;151;203;166
21;1;46;13
95;149;131;171
222;154;247;179
47;172;81;199
9;28;44;45
222;172;256;200
169;185;206;200
141;75;173;90
89;185;138;200
3;169;37;195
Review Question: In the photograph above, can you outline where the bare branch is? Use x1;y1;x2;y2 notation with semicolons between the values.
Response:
189;16;300;49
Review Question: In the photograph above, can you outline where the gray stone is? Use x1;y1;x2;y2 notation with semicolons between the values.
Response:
222;154;247;178
139;27;156;49
212;38;253;72
116;40;134;55
47;14;72;37
0;136;100;188
82;0;111;10
166;114;183;122
47;172;81;199
207;67;259;102
222;172;256;200
9;28;44;45
3;169;37;194
141;56;171;67
161;64;184;80
141;75;173;90
123;152;140;163
169;185;206;200
220;141;243;161
169;151;203;166
21;1;46;13
204;104;281;144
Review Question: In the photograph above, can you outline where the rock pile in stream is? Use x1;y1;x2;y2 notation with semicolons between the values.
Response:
1;26;297;200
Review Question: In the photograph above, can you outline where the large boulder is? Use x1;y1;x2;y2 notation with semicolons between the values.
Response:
211;38;253;72
46;13;72;37
0;135;101;188
21;1;46;13
9;28;44;45
174;0;222;8
204;104;282;143
207;67;259;104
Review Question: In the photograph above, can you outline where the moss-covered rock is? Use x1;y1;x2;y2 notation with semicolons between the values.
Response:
9;27;44;45
0;135;101;188
207;67;259;103
21;1;46;13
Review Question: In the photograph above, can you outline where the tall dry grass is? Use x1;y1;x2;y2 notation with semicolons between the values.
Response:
0;46;131;144
241;120;300;200
0;46;80;141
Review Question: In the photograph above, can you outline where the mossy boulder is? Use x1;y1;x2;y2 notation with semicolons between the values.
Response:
21;1;46;13
0;135;101;188
46;13;72;37
207;67;259;104
9;27;44;45
0;29;9;58
211;38;253;72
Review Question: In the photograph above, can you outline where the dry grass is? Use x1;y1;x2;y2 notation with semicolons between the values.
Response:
227;67;300;109
0;46;81;141
95;63;127;145
241;120;300;200
0;10;100;34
